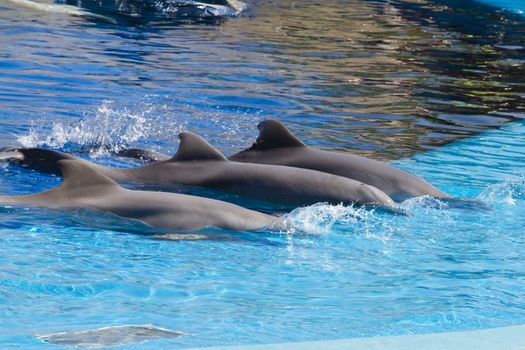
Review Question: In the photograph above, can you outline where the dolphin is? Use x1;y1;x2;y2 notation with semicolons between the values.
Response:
4;0;117;23
0;160;278;231
2;132;398;210
229;120;451;201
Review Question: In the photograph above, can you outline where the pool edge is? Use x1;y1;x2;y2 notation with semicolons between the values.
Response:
185;325;525;350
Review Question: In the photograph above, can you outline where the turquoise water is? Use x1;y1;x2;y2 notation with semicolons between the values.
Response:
1;121;524;349
1;0;525;348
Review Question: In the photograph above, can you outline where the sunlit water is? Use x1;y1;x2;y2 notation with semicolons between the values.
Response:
1;0;525;348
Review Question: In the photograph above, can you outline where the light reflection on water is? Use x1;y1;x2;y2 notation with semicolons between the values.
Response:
1;0;525;158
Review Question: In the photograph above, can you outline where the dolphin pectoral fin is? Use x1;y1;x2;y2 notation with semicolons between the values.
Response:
170;132;228;162
115;148;170;163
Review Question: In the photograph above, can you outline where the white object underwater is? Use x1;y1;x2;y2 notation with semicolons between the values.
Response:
4;0;117;23
37;325;184;347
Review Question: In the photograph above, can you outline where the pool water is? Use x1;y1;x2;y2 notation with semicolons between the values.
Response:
476;0;525;15
1;0;525;349
1;121;524;350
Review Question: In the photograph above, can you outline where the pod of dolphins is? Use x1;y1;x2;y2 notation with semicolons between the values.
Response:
0;120;455;233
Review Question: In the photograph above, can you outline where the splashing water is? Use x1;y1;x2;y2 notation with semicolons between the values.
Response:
16;98;267;157
477;176;525;206
153;0;247;18
281;203;373;235
17;100;174;156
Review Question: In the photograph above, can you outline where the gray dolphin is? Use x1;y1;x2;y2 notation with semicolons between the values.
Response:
0;160;277;231
229;120;450;201
2;132;398;210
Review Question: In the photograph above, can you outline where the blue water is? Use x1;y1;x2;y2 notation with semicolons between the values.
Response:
476;0;525;15
1;0;525;348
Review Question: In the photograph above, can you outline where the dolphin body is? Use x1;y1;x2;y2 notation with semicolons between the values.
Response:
3;132;398;210
0;160;277;231
113;122;449;201
229;120;451;201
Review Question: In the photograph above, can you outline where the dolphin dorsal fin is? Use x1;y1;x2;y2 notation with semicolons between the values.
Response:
170;132;227;162
57;160;119;191
251;120;306;151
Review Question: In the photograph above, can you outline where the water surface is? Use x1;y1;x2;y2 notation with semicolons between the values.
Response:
1;0;525;348
1;0;525;158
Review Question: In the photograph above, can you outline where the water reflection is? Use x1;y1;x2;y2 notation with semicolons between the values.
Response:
0;0;524;159
62;0;246;23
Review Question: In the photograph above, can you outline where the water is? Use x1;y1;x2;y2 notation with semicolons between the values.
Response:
2;0;525;158
1;0;525;348
1;123;524;349
477;0;525;15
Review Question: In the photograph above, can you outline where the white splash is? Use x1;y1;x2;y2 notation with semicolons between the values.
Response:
477;177;524;206
153;0;247;17
18;100;181;157
400;195;449;212
16;98;264;157
281;203;373;235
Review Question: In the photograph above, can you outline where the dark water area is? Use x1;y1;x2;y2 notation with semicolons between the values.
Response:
0;0;524;160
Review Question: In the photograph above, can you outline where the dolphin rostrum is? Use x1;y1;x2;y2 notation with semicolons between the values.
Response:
229;120;450;201
2;132;398;210
0;160;278;231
